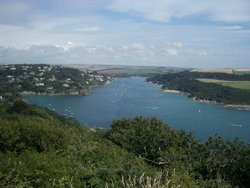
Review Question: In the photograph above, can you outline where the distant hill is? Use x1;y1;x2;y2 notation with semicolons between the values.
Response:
0;64;110;100
191;68;250;75
147;71;250;105
63;64;187;77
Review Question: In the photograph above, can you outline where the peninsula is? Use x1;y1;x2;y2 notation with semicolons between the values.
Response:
147;70;250;107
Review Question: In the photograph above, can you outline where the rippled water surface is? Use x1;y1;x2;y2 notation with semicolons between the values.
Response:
26;77;250;143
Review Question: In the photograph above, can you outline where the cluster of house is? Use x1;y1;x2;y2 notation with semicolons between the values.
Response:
2;65;60;89
1;65;110;95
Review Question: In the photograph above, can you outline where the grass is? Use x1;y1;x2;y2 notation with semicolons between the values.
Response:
98;67;173;77
191;68;250;75
125;68;170;76
191;69;234;74
196;78;250;90
220;81;250;90
234;71;250;75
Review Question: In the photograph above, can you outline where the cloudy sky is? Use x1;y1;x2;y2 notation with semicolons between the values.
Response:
0;0;250;68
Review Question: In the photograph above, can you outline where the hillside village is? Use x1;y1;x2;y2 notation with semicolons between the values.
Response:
0;64;110;100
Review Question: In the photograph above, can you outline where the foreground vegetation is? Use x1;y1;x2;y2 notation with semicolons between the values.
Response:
147;71;250;105
1;100;249;187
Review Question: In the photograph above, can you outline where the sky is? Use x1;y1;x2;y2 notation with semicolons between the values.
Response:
0;0;250;68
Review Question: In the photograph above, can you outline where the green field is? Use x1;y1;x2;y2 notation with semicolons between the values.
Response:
191;68;250;75
234;71;250;75
124;67;171;76
96;66;184;77
197;78;250;90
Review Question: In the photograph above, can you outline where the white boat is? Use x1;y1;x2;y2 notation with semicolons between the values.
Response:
231;124;242;127
145;106;159;110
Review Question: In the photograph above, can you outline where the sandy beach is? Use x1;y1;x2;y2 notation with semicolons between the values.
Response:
162;89;181;93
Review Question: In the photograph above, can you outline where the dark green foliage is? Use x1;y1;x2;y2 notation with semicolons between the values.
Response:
0;64;109;99
0;151;79;187
0;102;155;187
147;71;250;104
0;101;248;187
7;99;30;113
107;117;181;161
107;117;250;187
197;137;250;187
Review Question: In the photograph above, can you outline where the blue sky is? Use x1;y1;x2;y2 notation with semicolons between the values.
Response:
0;0;250;68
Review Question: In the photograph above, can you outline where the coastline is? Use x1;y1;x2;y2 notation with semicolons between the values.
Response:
21;91;89;97
20;80;112;97
161;88;250;110
221;104;250;111
192;97;250;110
161;89;181;93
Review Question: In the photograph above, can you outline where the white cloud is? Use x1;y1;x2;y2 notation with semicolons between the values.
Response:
67;41;73;45
0;43;249;68
130;43;145;50
167;48;178;56
87;47;97;54
106;47;114;53
107;0;250;23
165;42;183;56
198;50;208;56
222;25;243;30
171;42;184;48
74;26;100;32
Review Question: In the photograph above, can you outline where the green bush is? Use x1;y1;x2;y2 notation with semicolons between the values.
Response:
0;102;248;187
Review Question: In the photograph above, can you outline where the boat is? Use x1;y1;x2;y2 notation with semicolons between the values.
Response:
231;124;242;127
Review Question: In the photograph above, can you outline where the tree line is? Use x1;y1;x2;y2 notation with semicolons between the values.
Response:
147;71;250;104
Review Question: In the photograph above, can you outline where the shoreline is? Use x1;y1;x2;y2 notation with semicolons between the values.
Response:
21;91;89;97
161;89;181;93
21;80;112;97
222;104;250;111
161;88;250;111
192;97;250;110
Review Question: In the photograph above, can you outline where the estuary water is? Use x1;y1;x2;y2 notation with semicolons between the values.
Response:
26;77;250;143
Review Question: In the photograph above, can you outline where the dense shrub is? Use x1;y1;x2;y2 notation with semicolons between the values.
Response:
107;117;250;187
0;102;248;187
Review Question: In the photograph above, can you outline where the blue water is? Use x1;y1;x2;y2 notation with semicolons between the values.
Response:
26;77;250;143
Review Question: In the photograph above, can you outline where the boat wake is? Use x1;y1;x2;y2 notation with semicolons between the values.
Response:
145;106;159;110
231;124;242;128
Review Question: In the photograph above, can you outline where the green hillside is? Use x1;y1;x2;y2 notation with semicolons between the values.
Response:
1;100;249;187
0;100;155;187
0;64;110;100
197;79;250;90
147;71;250;105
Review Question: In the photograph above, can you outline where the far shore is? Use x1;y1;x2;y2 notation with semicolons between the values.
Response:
161;88;250;110
21;91;89;97
222;104;250;111
20;80;112;97
192;97;250;110
162;89;181;93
